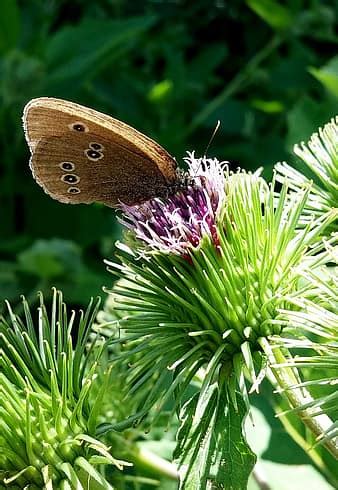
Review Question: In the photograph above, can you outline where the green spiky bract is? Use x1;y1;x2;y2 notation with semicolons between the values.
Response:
106;169;337;486
267;272;338;445
272;116;338;458
0;290;127;489
275;116;338;229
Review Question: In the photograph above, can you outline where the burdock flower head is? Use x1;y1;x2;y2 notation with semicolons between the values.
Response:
119;152;228;255
106;118;338;488
0;291;129;488
275;116;337;227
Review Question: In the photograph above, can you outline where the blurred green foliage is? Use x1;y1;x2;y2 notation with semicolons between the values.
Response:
0;0;337;311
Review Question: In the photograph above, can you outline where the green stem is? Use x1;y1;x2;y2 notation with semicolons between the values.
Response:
128;444;178;481
187;35;282;135
259;338;338;459
105;429;179;482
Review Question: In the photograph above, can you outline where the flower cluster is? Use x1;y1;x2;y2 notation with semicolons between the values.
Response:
4;115;336;489
0;292;127;488
119;152;228;255
106;118;338;482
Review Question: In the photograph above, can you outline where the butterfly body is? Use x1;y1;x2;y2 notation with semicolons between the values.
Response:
23;97;178;207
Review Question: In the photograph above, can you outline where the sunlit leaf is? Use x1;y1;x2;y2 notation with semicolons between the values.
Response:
251;99;284;113
175;385;256;489
246;0;292;30
309;56;338;98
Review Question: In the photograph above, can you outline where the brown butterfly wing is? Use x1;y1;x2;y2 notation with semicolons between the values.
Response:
24;97;178;206
31;131;174;207
23;97;176;176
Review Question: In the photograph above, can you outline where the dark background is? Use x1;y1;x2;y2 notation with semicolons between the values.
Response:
0;0;337;312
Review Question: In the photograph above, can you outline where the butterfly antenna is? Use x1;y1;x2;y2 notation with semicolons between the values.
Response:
192;120;221;178
204;120;221;158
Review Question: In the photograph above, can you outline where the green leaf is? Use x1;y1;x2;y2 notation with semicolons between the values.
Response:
0;0;20;53
175;384;256;489
45;16;155;90
309;56;338;98
296;5;337;41
17;239;83;279
286;96;334;150
251;98;284;113
246;0;293;30
148;80;174;103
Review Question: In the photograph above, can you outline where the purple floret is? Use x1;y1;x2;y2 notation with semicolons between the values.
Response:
119;153;228;255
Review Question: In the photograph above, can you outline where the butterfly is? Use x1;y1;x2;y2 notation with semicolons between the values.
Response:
23;97;179;207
